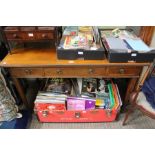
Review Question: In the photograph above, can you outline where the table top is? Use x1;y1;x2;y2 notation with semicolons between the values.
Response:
0;47;150;67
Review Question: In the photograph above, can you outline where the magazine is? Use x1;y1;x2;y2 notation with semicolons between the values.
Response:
44;78;72;95
81;78;97;98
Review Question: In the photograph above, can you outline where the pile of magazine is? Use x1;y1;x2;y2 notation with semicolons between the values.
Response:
59;26;100;50
34;78;122;111
100;28;151;52
34;78;72;111
77;78;122;110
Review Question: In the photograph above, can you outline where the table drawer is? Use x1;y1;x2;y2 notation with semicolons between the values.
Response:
107;66;142;77
44;67;106;77
22;32;37;40
5;32;23;40
36;32;54;40
10;68;44;78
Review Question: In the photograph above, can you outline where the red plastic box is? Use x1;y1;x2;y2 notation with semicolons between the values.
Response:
34;83;122;123
35;108;119;123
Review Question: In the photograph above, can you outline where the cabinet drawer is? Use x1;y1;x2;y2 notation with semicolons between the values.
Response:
5;32;23;40
10;68;44;78
44;67;106;77
36;32;54;40
22;32;37;40
107;66;142;77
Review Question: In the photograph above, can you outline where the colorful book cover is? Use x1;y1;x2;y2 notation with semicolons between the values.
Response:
115;85;122;108
108;83;115;109
67;97;85;110
85;99;96;110
111;83;120;110
63;26;78;36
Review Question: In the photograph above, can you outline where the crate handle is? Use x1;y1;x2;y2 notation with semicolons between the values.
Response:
75;112;81;118
42;110;49;117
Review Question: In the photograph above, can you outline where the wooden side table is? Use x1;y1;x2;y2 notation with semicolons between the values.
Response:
0;47;150;109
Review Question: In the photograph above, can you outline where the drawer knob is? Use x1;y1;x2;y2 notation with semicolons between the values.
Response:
25;69;32;75
42;34;47;38
56;69;63;75
119;68;125;74
88;68;94;74
13;34;17;38
75;112;81;118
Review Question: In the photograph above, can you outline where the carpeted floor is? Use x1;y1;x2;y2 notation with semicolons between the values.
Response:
29;110;155;129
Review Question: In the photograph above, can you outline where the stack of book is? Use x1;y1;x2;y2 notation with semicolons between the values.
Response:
63;26;78;36
34;78;122;112
77;78;122;110
101;28;151;52
34;92;67;110
61;26;97;50
34;78;72;111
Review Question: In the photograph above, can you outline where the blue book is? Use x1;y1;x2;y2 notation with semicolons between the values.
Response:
105;37;128;50
125;38;150;52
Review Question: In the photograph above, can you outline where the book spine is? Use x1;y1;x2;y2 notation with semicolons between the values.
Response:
108;83;115;109
115;85;122;108
111;83;120;110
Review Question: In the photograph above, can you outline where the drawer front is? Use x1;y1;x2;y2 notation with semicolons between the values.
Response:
10;68;44;78
36;32;54;40
5;32;23;40
22;32;37;40
44;67;106;77
107;66;142;77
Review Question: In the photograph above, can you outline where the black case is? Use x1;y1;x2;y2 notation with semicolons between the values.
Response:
99;29;155;63
56;28;106;60
57;47;105;60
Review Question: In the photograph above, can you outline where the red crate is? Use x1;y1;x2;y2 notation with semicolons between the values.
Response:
35;104;119;122
34;82;122;123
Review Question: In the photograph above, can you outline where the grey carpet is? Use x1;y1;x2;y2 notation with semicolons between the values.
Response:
29;110;155;129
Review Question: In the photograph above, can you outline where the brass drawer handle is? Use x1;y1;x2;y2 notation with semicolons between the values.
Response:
28;33;34;37
56;69;63;75
42;33;47;38
119;68;125;74
88;68;94;74
13;33;18;38
25;69;32;75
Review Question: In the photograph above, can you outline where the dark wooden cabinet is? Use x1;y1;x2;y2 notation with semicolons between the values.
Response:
3;26;56;41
